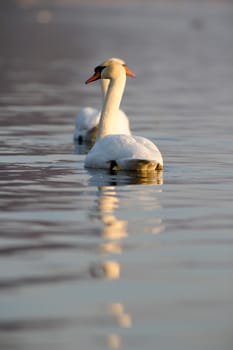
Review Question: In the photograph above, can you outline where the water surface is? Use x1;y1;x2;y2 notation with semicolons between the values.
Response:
0;2;233;349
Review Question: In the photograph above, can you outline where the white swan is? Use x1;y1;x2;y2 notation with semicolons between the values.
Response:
74;58;131;144
84;58;163;172
73;106;100;144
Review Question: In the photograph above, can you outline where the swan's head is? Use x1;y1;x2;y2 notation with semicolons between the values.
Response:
85;58;136;84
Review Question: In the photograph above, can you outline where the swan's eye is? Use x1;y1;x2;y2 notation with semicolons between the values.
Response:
94;65;105;74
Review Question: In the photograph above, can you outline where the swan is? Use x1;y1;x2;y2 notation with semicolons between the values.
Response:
74;58;131;144
84;58;163;172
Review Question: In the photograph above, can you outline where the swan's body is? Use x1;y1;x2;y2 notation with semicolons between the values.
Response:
84;58;163;172
74;59;131;144
85;134;163;171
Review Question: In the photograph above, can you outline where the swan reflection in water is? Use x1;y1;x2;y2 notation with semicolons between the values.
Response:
89;185;127;280
87;167;163;187
90;186;131;349
89;181;164;349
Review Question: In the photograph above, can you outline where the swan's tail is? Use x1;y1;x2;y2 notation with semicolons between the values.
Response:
110;159;163;172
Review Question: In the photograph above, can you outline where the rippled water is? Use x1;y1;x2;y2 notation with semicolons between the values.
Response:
1;2;233;349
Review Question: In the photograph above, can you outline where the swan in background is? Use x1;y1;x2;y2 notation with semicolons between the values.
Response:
84;58;163;172
73;106;100;144
74;58;131;144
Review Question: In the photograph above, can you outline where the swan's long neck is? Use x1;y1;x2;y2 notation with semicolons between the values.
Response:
101;79;109;100
97;71;126;139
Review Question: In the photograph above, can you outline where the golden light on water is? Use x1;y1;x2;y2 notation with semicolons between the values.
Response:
107;334;122;349
109;303;124;315
100;241;122;254
117;313;132;328
108;303;132;328
106;303;132;348
102;260;120;280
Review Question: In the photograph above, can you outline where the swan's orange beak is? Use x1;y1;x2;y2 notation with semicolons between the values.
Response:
125;66;136;78
85;71;101;84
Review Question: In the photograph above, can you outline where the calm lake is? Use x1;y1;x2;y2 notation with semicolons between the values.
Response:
0;1;233;349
